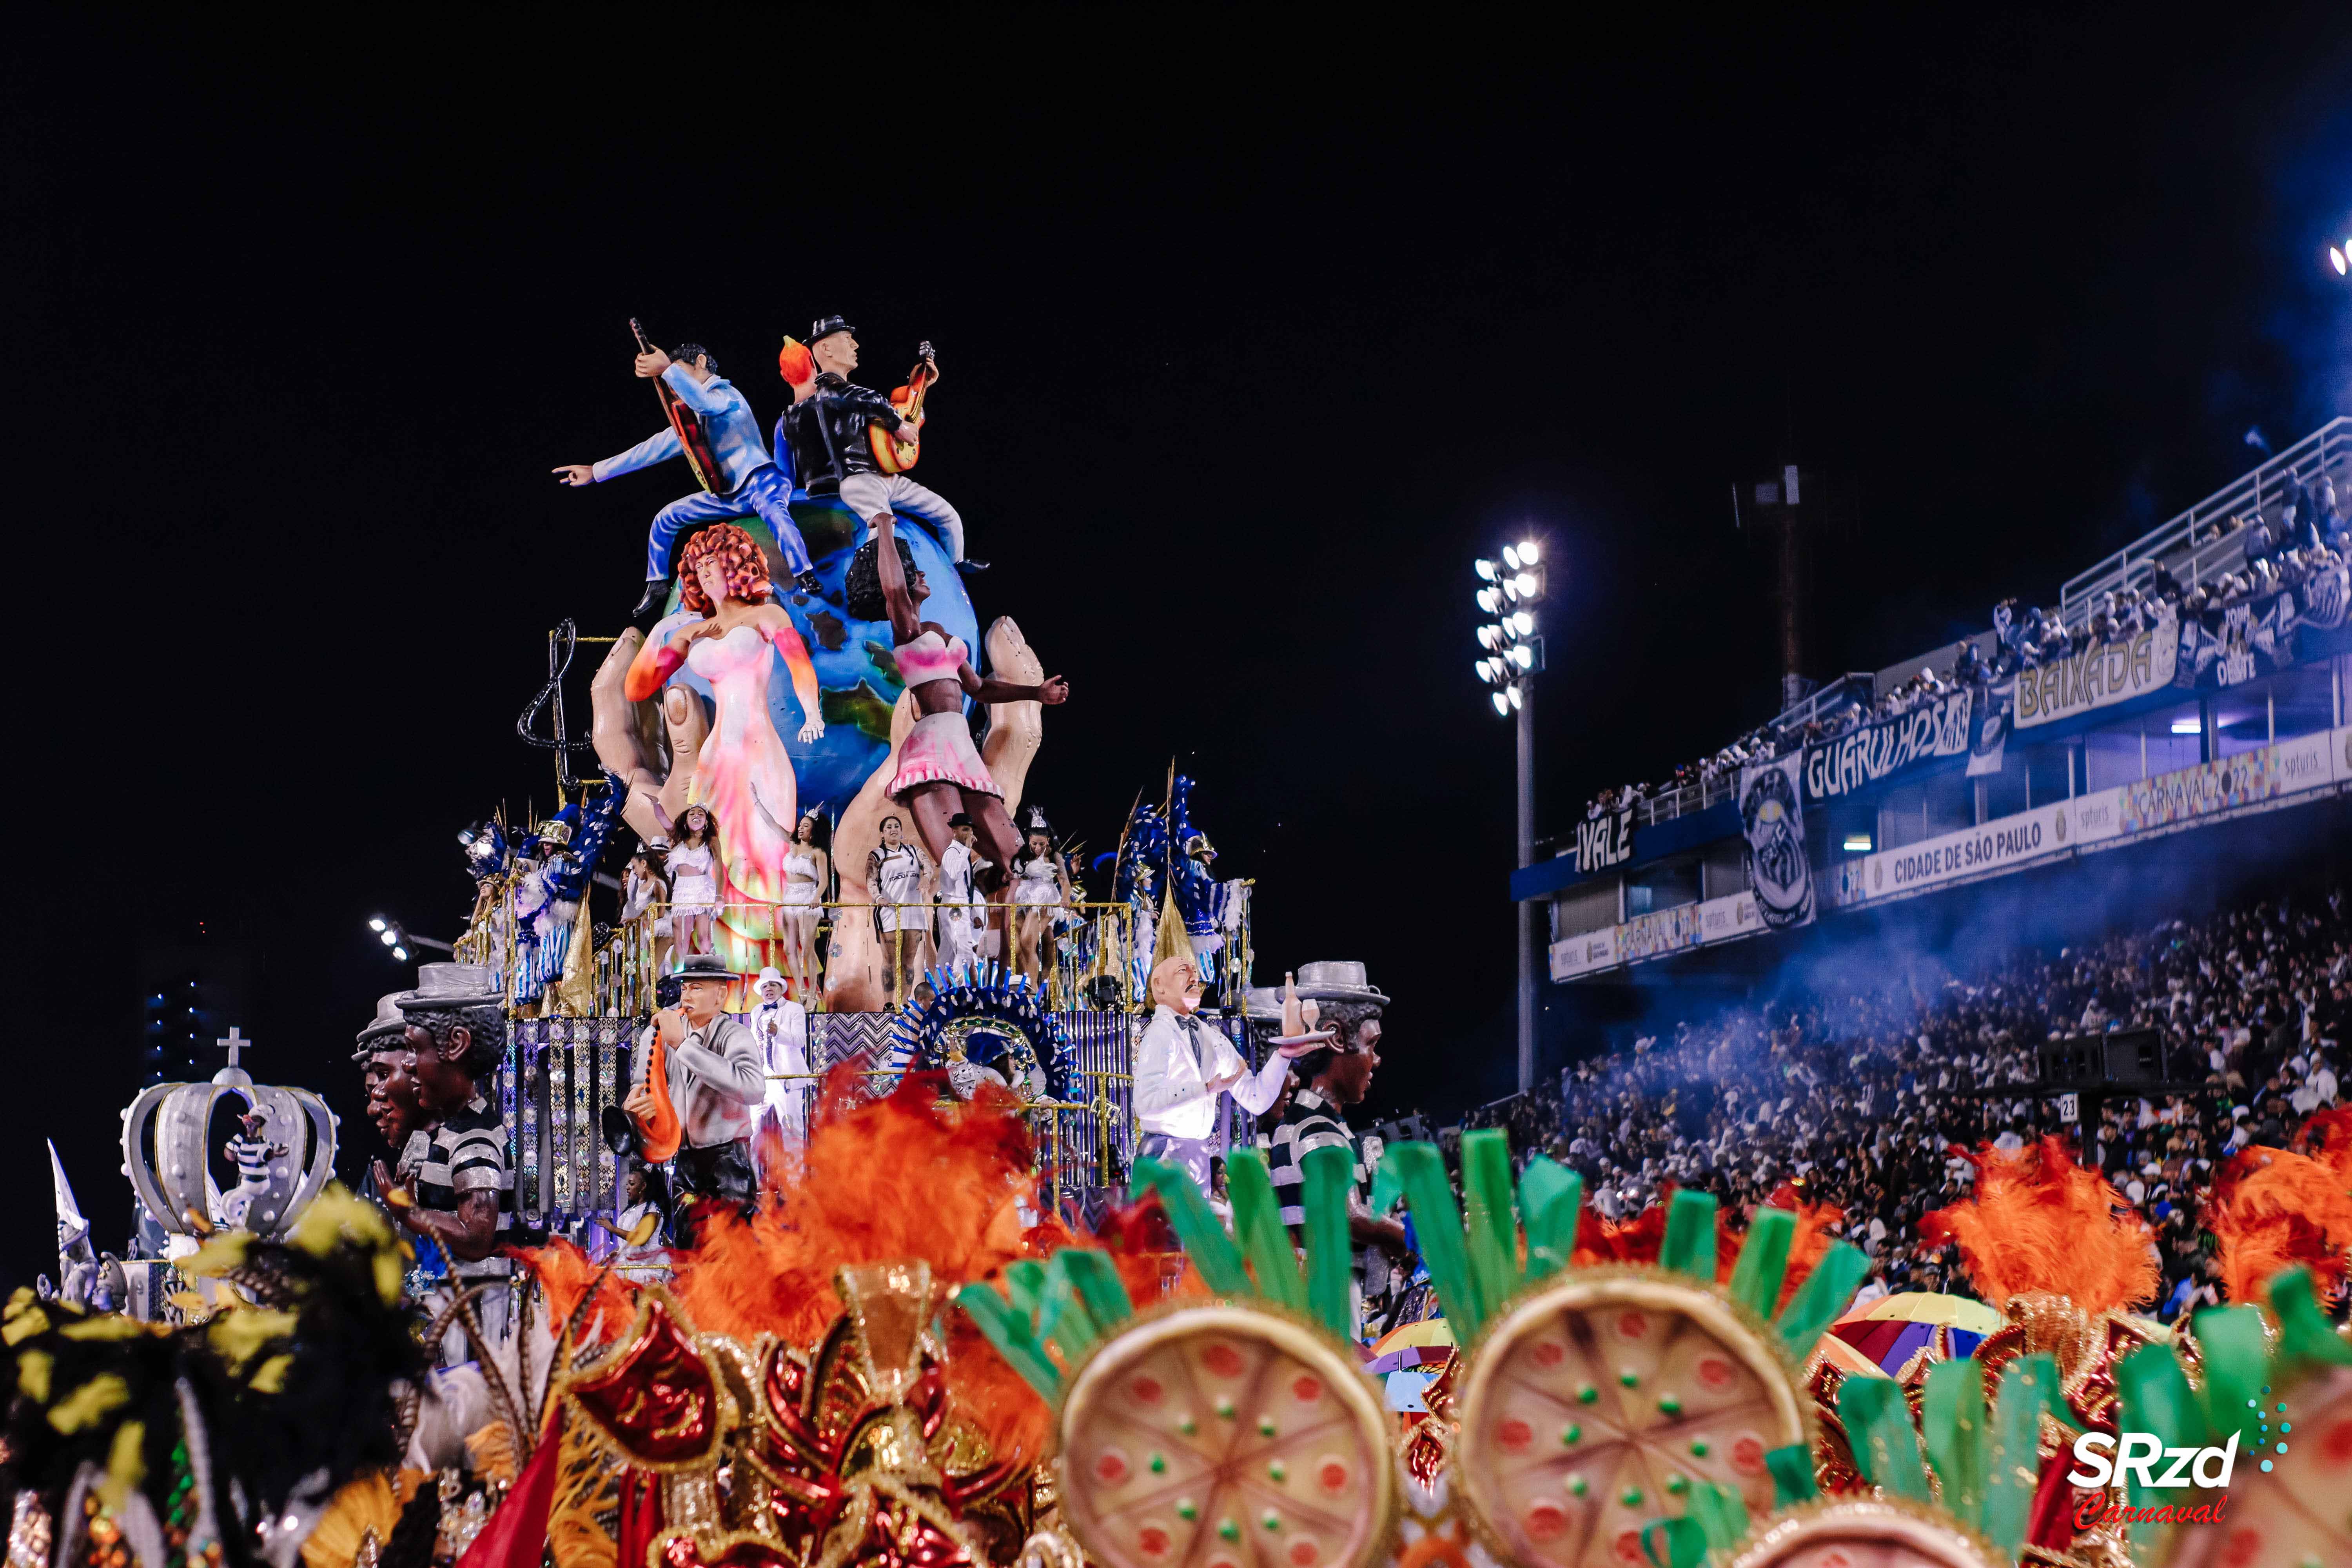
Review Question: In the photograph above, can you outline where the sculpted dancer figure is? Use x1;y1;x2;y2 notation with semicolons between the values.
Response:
845;512;1067;932
628;523;825;974
555;336;817;617
783;317;976;566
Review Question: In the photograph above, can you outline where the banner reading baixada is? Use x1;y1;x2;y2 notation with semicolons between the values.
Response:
1739;754;1813;931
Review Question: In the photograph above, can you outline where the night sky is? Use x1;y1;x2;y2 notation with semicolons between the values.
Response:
7;11;2348;1285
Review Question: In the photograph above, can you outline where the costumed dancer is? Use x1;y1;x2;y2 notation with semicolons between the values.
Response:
1132;955;1298;1191
609;1161;672;1285
749;965;811;1158
554;335;817;617
366;964;515;1365
782;316;975;564
780;809;830;998
1009;806;1074;987
845;508;1067;944
628;523;825;977
623;952;765;1244
622;838;671;969
935;811;989;973
869;814;931;1006
664;807;721;959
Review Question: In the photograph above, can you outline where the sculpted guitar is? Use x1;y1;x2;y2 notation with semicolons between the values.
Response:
631;317;725;494
867;340;937;475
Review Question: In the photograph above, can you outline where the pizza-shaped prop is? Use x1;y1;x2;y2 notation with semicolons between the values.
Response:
1724;1499;2002;1568
961;1144;1397;1568
1455;1273;1808;1568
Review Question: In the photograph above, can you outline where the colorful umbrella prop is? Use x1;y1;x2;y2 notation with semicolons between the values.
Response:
1829;1292;2002;1377
1365;1316;1455;1374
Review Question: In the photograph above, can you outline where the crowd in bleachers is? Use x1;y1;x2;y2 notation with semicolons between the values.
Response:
1458;886;2349;1319
1577;466;2349;826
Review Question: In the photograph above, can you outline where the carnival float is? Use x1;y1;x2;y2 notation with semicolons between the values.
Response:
9;319;2348;1568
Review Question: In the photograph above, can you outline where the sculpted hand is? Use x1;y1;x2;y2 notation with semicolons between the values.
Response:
653;1007;688;1049
623;1084;659;1123
797;716;825;744
635;349;672;379
1037;676;1069;705
553;465;596;487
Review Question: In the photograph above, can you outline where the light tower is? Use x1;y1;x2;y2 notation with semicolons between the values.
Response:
1473;539;1546;1093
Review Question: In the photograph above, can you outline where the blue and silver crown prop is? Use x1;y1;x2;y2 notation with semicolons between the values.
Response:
882;961;1076;1100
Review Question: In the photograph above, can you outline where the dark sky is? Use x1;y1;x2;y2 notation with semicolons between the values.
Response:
7;10;2348;1283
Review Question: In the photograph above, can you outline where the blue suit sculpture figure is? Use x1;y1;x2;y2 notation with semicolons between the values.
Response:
556;339;815;616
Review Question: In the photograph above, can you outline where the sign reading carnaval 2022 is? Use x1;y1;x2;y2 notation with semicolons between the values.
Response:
1800;691;1973;802
2015;606;2178;729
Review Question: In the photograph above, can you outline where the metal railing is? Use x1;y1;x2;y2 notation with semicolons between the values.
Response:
2060;416;2351;627
461;891;1256;1021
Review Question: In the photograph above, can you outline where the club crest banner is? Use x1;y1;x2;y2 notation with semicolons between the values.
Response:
1739;753;1813;931
2176;563;2349;688
1967;677;2014;776
1801;690;1973;802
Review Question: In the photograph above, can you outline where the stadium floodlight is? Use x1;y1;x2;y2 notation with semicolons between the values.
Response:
2334;245;2349;277
392;947;408;961
368;916;387;932
378;927;397;946
1474;536;1543;1095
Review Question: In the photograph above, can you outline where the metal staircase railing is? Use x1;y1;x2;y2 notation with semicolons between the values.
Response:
2060;416;2351;627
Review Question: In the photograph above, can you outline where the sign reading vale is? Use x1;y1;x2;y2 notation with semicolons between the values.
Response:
1576;809;1634;874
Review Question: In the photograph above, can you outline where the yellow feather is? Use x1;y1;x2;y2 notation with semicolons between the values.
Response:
47;1374;130;1434
17;1349;51;1402
96;1422;145;1514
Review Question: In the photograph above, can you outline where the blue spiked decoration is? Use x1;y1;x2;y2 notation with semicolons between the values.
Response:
882;961;1077;1099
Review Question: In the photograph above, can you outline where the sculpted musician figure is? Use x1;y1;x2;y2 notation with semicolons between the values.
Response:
555;331;818;617
781;316;978;569
1131;956;1295;1191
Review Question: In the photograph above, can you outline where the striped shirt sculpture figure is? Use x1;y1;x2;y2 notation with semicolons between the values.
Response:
368;962;516;1364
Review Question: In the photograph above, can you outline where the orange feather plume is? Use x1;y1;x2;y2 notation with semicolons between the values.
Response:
508;1236;637;1346
1919;1136;2159;1317
2302;1106;2352;1187
1762;1185;1849;1313
667;1068;1056;1461
2207;1143;2352;1305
